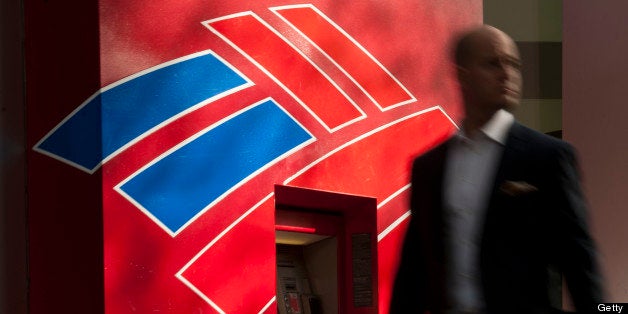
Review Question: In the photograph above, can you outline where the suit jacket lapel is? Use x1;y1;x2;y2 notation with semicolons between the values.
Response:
482;122;529;252
490;122;528;196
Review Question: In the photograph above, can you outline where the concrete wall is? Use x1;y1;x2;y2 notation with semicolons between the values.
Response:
564;0;628;303
484;0;563;134
487;0;628;303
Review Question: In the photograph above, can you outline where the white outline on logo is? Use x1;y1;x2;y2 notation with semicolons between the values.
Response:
271;4;417;111
202;11;367;133
115;97;316;237
33;50;254;174
176;193;275;314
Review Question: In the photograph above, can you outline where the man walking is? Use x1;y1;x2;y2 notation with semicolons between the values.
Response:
390;25;603;314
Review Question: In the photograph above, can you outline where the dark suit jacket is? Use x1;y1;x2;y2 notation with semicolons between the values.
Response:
390;122;603;314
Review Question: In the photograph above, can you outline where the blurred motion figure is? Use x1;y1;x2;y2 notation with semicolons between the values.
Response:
390;25;603;314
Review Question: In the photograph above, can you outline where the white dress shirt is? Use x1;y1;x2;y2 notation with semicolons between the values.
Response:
443;109;514;313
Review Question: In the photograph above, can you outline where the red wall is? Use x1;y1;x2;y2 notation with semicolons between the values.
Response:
23;1;481;312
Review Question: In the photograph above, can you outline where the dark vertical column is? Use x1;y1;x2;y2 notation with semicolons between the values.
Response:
24;0;103;312
1;0;27;313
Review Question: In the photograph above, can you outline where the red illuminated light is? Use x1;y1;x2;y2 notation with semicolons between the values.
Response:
275;225;317;234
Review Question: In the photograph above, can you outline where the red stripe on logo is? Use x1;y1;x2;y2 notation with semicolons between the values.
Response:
178;196;276;314
273;5;415;110
205;13;364;132
286;108;454;207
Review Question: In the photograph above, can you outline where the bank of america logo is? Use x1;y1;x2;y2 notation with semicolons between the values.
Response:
34;4;415;236
32;3;461;313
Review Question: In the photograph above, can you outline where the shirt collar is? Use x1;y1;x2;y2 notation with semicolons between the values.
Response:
480;109;514;144
457;109;515;144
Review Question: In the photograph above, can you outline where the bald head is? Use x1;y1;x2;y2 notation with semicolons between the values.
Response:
453;25;517;67
452;25;523;125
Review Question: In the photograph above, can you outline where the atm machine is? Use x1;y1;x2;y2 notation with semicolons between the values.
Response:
274;185;378;314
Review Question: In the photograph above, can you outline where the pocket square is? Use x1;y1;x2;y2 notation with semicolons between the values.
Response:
500;180;538;196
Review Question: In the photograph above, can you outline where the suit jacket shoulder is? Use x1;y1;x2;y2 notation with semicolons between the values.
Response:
507;122;576;158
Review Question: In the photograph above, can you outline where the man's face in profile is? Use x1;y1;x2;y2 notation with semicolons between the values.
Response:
459;29;523;113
